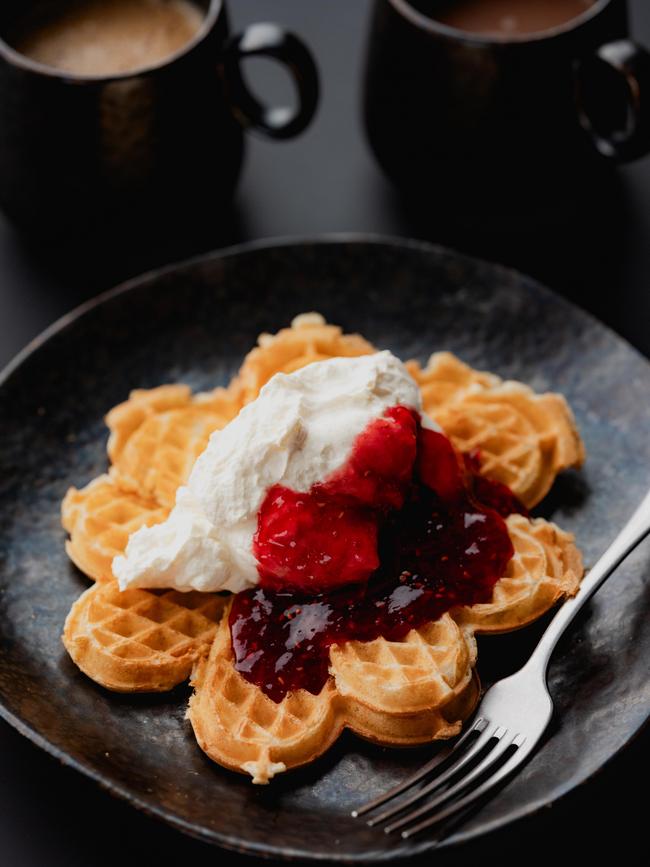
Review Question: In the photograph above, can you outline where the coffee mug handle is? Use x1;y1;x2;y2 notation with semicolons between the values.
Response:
222;23;319;139
577;39;650;163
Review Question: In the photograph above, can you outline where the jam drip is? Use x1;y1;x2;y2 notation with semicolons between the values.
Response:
230;409;526;703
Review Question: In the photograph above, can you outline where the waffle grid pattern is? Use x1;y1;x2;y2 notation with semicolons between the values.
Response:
406;351;499;412
438;400;541;498
89;585;221;654
62;475;168;582
453;514;582;633
107;387;240;508
63;582;226;691
329;616;475;714
233;313;376;405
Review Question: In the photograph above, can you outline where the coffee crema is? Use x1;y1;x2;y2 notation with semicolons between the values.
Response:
429;0;596;37
11;0;205;76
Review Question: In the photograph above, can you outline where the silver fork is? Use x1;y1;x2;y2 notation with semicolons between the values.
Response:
352;487;650;839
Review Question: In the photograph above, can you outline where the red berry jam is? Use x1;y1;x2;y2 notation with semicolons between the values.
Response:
254;407;417;592
229;408;526;703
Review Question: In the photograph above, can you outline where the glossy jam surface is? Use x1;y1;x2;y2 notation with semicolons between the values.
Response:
230;408;525;702
253;406;417;592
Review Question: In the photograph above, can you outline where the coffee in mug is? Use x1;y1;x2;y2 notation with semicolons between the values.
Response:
10;0;205;77
429;0;596;37
0;0;319;238
364;0;650;217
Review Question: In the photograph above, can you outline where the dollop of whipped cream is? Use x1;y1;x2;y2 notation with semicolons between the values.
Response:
113;351;423;593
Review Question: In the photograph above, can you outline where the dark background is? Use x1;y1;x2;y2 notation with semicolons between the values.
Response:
1;1;648;864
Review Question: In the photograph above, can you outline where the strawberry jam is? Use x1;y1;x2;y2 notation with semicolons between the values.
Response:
229;408;526;703
254;407;417;592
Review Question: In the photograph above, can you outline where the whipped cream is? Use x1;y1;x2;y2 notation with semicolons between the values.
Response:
113;351;424;593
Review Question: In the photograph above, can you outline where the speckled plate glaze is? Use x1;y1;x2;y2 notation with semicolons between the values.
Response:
0;236;648;862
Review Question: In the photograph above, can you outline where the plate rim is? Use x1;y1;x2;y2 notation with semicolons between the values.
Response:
1;232;648;862
5;230;650;389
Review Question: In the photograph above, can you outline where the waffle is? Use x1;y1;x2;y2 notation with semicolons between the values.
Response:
107;384;240;508
453;514;582;633
407;352;584;507
62;475;169;582
406;352;500;412
433;383;584;508
63;580;226;692
188;514;581;783
188;610;479;784
60;313;586;783
232;313;376;406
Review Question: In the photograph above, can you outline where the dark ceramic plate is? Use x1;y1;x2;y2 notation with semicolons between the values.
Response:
0;237;649;862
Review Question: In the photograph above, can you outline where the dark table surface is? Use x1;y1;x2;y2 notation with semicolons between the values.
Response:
1;1;648;864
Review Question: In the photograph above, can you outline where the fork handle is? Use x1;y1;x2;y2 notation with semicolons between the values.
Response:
528;486;650;674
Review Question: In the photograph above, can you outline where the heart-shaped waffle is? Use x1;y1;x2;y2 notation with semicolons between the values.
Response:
454;514;582;633
407;353;585;508
231;313;376;405
186;513;581;783
62;475;168;582
406;352;500;411
189;611;480;784
107;384;241;508
63;581;226;692
61;476;224;691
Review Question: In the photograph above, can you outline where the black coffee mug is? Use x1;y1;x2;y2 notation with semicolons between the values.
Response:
0;1;318;236
364;0;650;207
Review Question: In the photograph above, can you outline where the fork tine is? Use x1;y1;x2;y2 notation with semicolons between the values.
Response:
401;734;527;839
366;722;497;827
384;728;515;835
351;718;489;819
